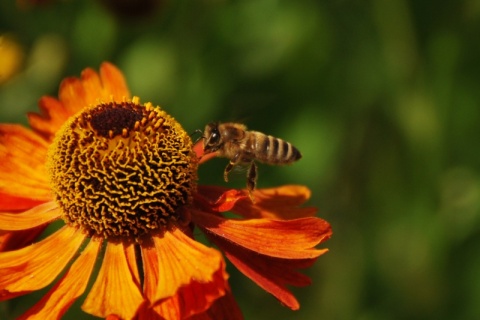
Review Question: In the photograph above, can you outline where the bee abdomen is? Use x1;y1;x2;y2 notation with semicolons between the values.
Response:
256;134;302;165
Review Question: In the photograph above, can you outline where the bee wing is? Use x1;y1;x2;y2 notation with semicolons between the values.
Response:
230;163;249;176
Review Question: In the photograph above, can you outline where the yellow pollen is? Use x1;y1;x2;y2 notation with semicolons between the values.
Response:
47;100;198;241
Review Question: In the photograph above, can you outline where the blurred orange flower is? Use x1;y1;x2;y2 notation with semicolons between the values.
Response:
0;62;332;319
0;35;24;85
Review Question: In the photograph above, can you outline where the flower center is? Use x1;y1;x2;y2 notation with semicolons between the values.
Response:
47;99;198;241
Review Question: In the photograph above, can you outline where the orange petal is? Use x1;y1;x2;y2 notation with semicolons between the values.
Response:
28;64;129;140
0;124;51;210
79;66;105;103
57;76;91;116
192;210;332;259
28;96;72;141
146;228;226;303
82;241;144;319
99;62;130;100
0;201;60;231
18;238;101;320
0;226;85;300
55;63;130;120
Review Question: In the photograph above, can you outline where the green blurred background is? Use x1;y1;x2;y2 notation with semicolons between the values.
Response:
1;0;480;319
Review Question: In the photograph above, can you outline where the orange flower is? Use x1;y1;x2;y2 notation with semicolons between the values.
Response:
0;63;332;319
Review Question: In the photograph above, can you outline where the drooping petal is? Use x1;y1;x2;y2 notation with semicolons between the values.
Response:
193;208;331;310
195;187;248;213
141;263;230;320
0;194;46;212
201;217;328;310
0;201;59;252
139;228;228;319
0;228;46;252
197;185;317;219
189;284;243;320
145;228;226;304
0;226;85;300
18;238;101;320
233;185;318;219
82;241;144;319
192;209;332;259
193;141;217;164
0;201;60;231
193;140;203;159
140;238;160;305
218;238;313;310
124;241;141;288
195;186;241;211
0;124;51;210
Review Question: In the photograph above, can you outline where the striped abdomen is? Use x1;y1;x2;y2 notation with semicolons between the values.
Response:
248;131;302;165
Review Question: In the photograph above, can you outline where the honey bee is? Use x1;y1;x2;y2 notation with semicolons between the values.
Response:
201;122;302;201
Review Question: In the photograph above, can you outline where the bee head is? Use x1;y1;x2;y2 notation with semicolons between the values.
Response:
203;122;222;153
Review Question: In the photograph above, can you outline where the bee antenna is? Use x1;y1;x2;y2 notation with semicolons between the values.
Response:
190;129;205;144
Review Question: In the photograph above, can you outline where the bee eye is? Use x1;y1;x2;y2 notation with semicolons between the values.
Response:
210;131;220;144
204;125;222;152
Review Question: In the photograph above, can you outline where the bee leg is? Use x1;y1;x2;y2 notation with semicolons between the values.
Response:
223;162;234;182
246;161;257;202
223;152;241;182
